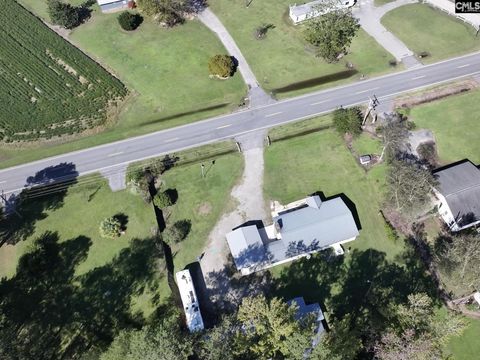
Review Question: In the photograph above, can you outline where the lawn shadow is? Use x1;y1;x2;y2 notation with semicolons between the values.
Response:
141;103;230;125
0;163;79;246
165;188;178;205
113;213;129;231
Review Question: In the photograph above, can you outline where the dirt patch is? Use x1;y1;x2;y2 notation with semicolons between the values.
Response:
395;80;477;109
198;202;212;216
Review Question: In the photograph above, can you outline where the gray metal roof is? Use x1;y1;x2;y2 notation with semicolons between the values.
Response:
269;197;359;262
226;225;266;270
435;161;480;227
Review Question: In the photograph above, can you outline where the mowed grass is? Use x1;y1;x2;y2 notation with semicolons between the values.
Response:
162;153;243;272
18;0;85;20
0;6;246;168
447;318;480;360
264;120;401;259
209;0;395;97
381;4;480;63
0;178;156;279
410;90;480;164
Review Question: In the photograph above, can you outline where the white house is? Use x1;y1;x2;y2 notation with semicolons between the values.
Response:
97;0;132;13
226;195;359;275
175;269;204;332
433;160;480;232
289;0;356;24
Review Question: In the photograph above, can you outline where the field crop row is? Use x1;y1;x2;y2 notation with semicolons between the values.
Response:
0;0;127;142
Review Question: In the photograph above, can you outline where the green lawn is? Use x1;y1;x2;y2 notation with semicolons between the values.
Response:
0;4;246;168
410;90;480;164
209;0;396;97
161;152;243;272
447;318;480;359
264;120;399;259
18;0;85;20
0;177;156;278
381;4;480;63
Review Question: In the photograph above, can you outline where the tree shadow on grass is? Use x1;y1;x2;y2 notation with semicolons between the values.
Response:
0;163;78;246
0;232;164;359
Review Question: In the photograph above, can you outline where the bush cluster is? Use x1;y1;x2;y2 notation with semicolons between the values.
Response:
208;55;235;78
118;11;143;31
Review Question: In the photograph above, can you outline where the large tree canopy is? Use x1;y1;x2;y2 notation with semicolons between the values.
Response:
304;8;360;62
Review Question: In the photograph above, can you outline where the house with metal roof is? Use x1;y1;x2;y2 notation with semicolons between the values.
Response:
289;0;355;25
288;297;326;347
433;160;480;232
175;269;204;332
97;0;132;13
226;195;359;275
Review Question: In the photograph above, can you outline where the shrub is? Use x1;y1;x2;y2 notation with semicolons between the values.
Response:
153;191;172;208
208;55;235;78
126;167;151;202
388;59;397;67
118;11;143;31
164;220;191;245
47;0;81;29
417;142;437;165
332;107;363;136
99;217;122;239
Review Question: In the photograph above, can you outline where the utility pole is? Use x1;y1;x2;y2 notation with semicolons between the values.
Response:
201;163;205;178
363;94;379;125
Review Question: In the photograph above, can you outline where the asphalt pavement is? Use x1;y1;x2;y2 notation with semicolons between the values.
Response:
2;51;480;195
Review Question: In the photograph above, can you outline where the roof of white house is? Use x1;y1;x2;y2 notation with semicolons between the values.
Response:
175;269;204;332
434;160;480;228
97;0;122;5
226;195;359;271
290;0;352;17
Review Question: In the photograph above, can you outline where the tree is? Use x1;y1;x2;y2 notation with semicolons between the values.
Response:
100;317;194;360
118;11;143;31
99;217;122;238
136;0;192;26
236;295;312;359
208;55;235;78
47;0;81;29
332;107;362;136
163;220;191;245
374;293;466;360
153;191;172;208
304;7;359;62
386;160;436;216
380;113;409;160
434;233;480;294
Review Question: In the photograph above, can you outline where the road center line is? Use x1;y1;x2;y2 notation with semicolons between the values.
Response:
457;64;470;68
265;111;282;118
355;87;379;95
411;75;426;80
107;152;124;157
216;124;232;129
164;137;179;143
310;99;330;105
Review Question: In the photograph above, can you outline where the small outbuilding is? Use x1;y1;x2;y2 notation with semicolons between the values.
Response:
97;0;133;13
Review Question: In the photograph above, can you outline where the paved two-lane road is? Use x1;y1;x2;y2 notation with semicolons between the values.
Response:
2;52;480;194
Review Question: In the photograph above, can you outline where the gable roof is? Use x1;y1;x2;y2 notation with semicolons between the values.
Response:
270;197;359;262
434;160;480;226
226;225;266;270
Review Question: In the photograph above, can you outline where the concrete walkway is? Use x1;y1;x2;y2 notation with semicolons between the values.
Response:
353;0;423;68
197;8;274;107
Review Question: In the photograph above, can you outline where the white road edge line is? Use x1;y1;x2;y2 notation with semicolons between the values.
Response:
216;124;232;129
411;75;426;80
355;87;379;95
107;152;124;157
0;180;7;184
457;64;471;68
265;111;282;118
310;100;330;105
164;137;179;143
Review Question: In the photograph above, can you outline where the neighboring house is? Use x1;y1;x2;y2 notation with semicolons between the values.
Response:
289;0;355;24
289;296;326;347
433;160;480;232
175;269;204;332
226;195;359;275
97;0;132;13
